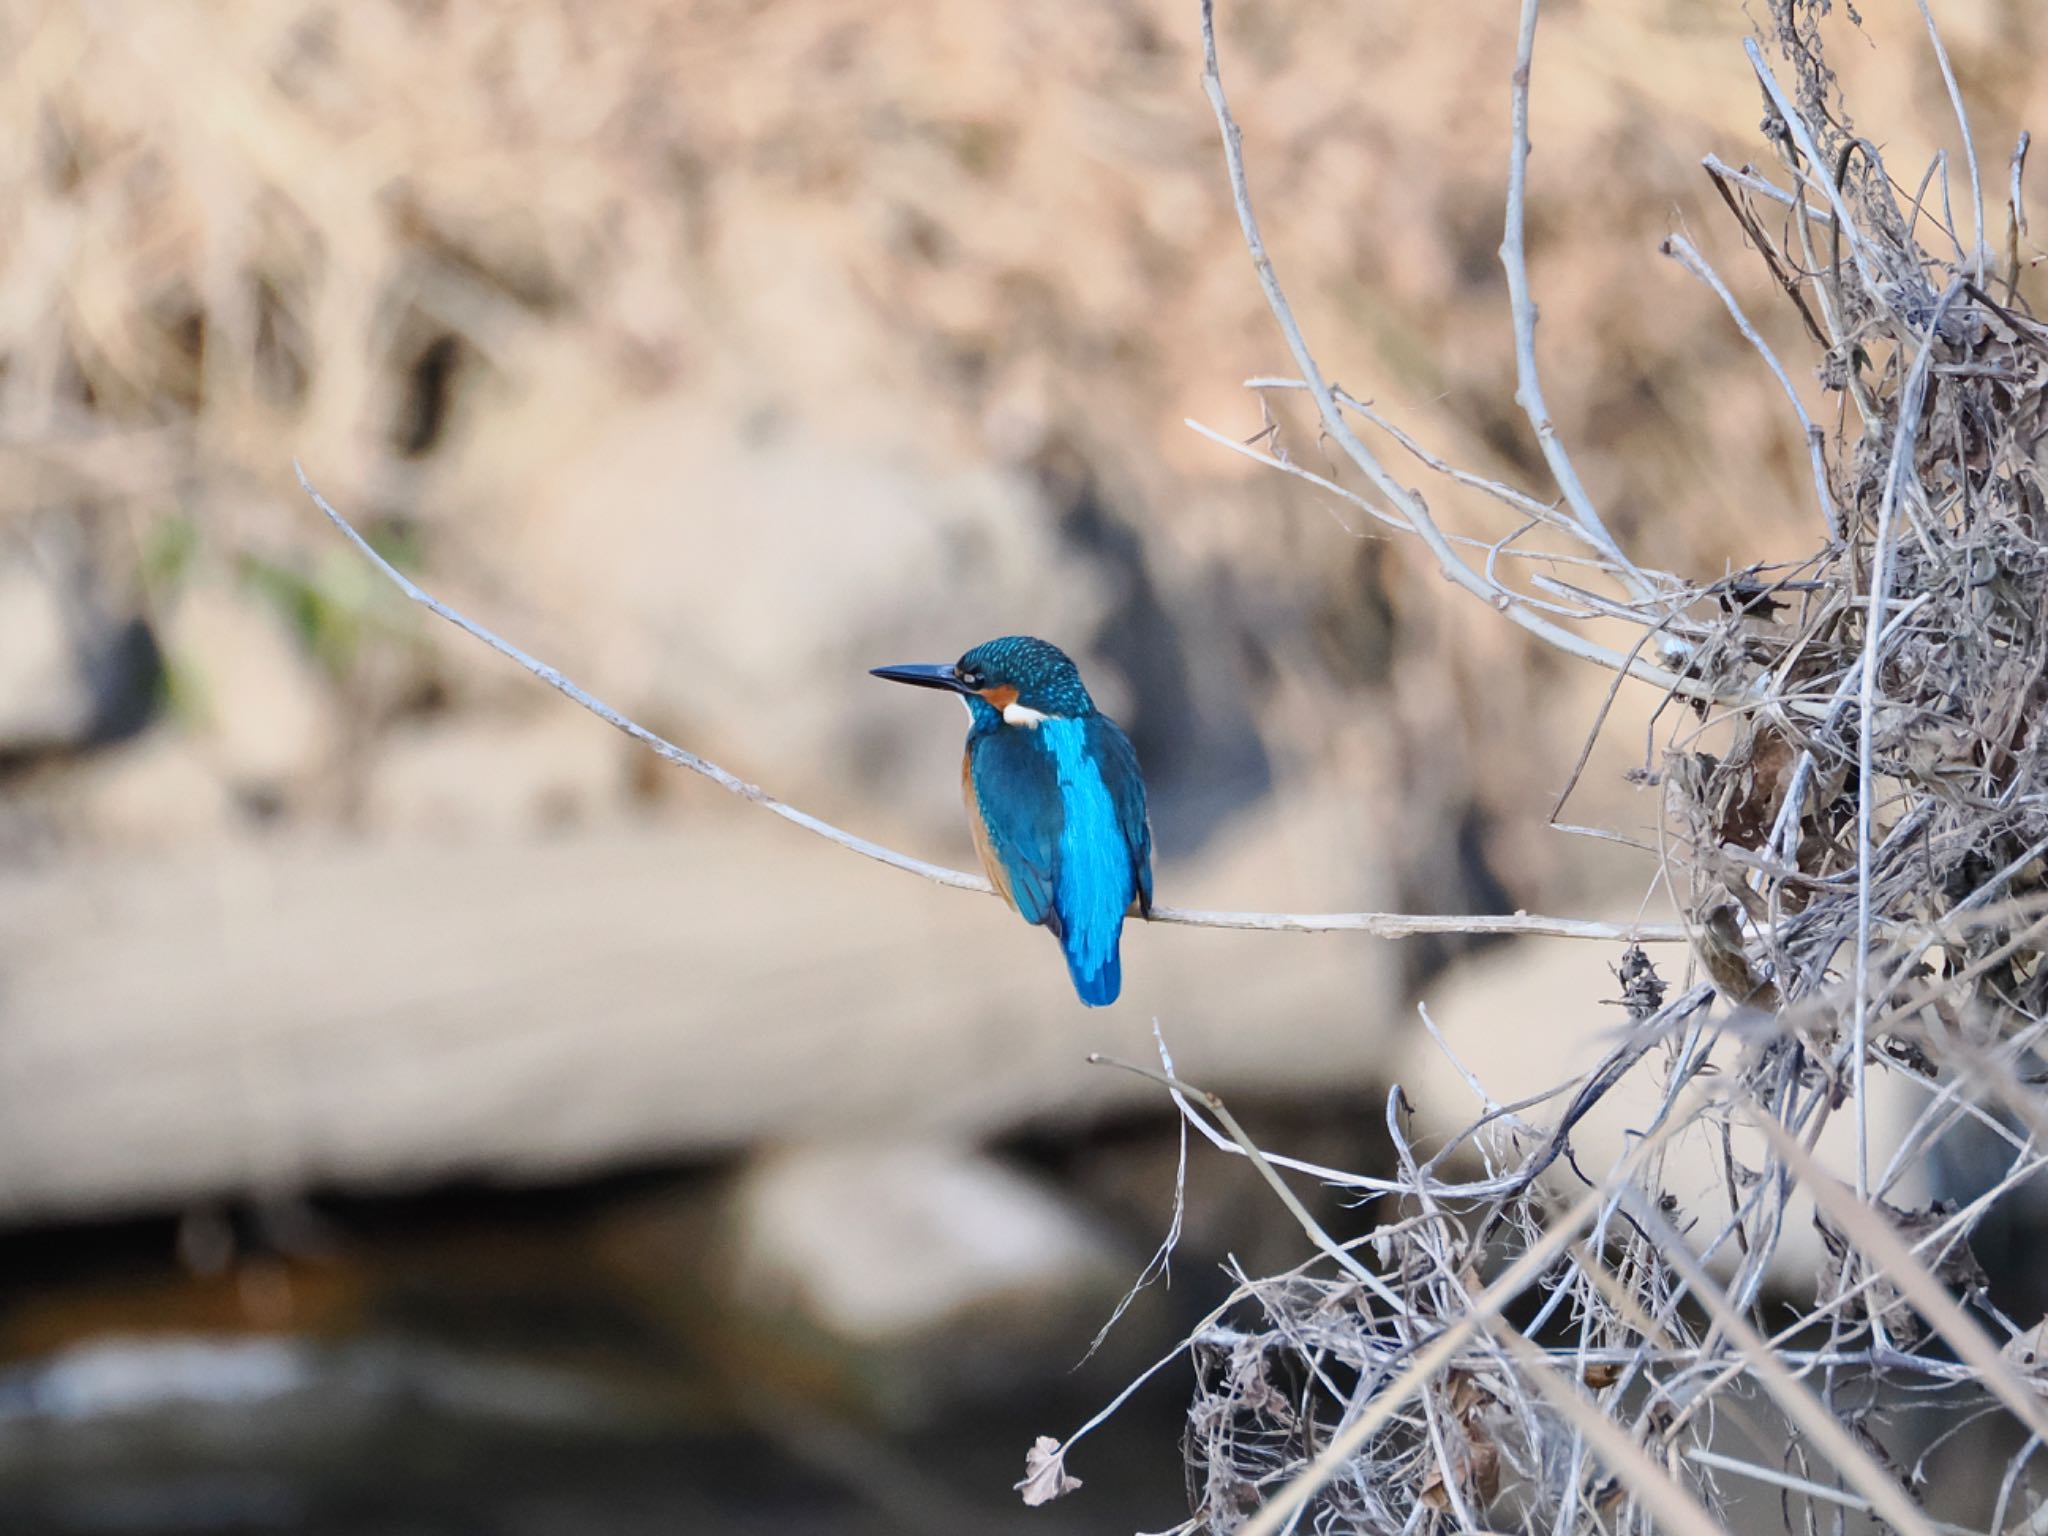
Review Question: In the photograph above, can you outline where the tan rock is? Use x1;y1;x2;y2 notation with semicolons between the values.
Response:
699;1140;1130;1417
60;733;238;847
721;1141;1124;1347
0;815;1397;1223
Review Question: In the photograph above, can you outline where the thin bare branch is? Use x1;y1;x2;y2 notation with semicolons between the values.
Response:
1118;8;2048;1533
1745;39;1880;293
295;464;1680;944
1662;231;1840;536
1915;0;1989;279
1501;0;1657;602
1233;1099;1699;1536
1088;1054;1406;1309
1485;1318;1728;1536
1849;280;1963;1195
1748;1107;2048;1446
1630;1197;1944;1536
1196;0;1718;701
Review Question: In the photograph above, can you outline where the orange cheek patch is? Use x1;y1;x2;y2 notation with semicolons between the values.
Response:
978;684;1020;710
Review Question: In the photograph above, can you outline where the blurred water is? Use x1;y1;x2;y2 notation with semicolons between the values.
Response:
0;1157;1222;1536
0;1329;1186;1535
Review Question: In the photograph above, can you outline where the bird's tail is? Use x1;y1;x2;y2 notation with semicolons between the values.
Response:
1065;940;1122;1007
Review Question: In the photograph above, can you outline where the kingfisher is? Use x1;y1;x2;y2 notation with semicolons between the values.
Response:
871;636;1152;1006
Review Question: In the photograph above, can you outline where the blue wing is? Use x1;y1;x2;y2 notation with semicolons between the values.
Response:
1087;714;1152;918
1043;717;1149;1005
967;729;1063;931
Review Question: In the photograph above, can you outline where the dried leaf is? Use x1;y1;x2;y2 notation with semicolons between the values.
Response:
1692;903;1782;1012
1448;1369;1495;1419
1419;1471;1453;1513
1714;724;1797;851
1016;1436;1082;1507
1420;1371;1502;1513
1815;1200;1988;1348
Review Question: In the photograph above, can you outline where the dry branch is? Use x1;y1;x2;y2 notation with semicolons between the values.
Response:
294;463;1678;945
1193;0;1720;704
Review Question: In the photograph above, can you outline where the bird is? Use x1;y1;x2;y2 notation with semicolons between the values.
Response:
871;636;1152;1006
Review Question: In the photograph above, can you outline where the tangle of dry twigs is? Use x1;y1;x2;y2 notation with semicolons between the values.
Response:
1016;2;2048;1532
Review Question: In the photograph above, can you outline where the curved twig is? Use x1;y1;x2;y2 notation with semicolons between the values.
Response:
1914;0;1988;281
1501;0;1657;601
1195;0;1720;703
294;463;1682;945
1661;232;1840;537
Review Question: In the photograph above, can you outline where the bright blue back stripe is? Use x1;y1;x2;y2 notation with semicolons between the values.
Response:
1068;948;1121;1006
1039;718;1127;1000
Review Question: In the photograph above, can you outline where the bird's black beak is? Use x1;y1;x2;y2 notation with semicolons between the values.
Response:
870;662;972;694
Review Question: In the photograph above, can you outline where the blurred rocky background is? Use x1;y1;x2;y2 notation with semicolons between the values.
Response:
0;0;2039;1530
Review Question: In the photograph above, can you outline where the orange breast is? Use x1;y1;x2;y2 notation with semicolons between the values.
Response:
963;750;1018;911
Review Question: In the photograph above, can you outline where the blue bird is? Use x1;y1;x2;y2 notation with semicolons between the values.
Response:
872;636;1152;1006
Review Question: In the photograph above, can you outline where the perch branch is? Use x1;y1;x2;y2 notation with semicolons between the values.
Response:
294;464;1681;944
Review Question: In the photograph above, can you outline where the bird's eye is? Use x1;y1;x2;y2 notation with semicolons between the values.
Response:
960;671;980;688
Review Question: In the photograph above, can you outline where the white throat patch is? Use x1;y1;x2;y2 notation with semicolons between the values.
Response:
1002;702;1050;728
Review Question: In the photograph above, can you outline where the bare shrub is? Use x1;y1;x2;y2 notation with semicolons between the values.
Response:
1034;3;2048;1532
